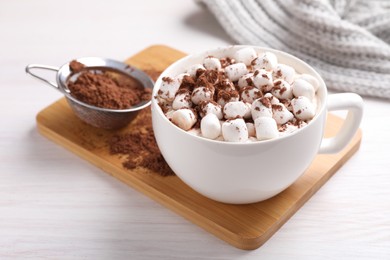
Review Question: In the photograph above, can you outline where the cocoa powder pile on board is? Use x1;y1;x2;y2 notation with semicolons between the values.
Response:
67;60;151;110
108;69;175;177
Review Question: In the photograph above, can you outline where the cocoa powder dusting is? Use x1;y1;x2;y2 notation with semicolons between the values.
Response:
108;70;175;177
179;75;196;92
67;61;150;110
69;60;85;73
109;107;175;177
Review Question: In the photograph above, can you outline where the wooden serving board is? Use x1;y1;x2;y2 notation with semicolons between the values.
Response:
36;45;362;250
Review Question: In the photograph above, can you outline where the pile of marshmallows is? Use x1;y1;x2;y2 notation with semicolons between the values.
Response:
156;47;319;142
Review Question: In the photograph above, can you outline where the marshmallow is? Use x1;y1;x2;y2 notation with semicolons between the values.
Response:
292;79;315;100
237;73;254;89
251;97;273;120
203;56;222;70
217;89;239;107
219;57;235;68
171;109;197;131
186;64;206;78
251;52;278;71
191;86;214;105
240;86;262;104
155;95;171;109
172;89;192;110
233;47;257;66
244;102;252;119
264;93;280;104
280;98;293;112
222;118;248;142
225;63;248;81
253;69;273;92
279;122;299;135
201;113;222;140
291;96;316;120
272;103;294;125
165;109;175;120
176;73;191;83
273;64;295;84
198;100;223;119
271;79;293;100
297;73;320;91
159;77;181;101
216;78;236;91
255;117;279;140
223;101;251;119
296;119;308;128
246;122;256;137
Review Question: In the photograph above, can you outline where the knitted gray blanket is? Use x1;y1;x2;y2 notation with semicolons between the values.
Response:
198;0;390;99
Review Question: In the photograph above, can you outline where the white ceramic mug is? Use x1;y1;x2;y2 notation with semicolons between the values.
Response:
152;46;363;204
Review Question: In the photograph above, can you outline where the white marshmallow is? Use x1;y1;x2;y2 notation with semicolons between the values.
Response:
253;69;273;92
217;90;239;107
172;90;192;110
297;73;320;91
218;78;236;91
175;73;190;83
223;101;251;119
225;63;248;81
246;122;256;137
264;93;280;104
271;79;293;100
237;73;254;89
201;113;221;140
222;118;248;142
244;102;252;119
273;64;295;84
191;86;214;105
155;95;171;109
251;52;278;71
255;117;279;140
233;47;257;66
159;77;181;101
281;99;293;112
291;96;316;120
186;64;205;78
203;56;221;71
296;119;308;128
272;103;294;125
171;109;197;131
165;109;175;120
240;86;262;104
279;123;299;136
292;79;315;100
251;97;273;120
198;101;223;119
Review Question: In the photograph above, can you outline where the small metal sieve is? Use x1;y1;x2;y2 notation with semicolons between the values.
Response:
26;57;154;129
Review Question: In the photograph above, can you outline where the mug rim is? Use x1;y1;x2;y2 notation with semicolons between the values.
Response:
152;45;328;146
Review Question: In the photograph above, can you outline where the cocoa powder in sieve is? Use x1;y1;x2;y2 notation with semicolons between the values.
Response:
67;60;151;110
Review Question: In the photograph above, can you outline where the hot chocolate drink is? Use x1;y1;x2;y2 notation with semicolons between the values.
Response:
155;47;319;142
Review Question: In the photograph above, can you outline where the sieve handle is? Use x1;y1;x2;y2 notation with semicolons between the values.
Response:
25;64;60;91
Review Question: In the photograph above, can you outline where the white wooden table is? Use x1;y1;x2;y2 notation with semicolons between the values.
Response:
1;1;389;259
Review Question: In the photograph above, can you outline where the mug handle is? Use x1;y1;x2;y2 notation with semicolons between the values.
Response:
319;93;364;154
